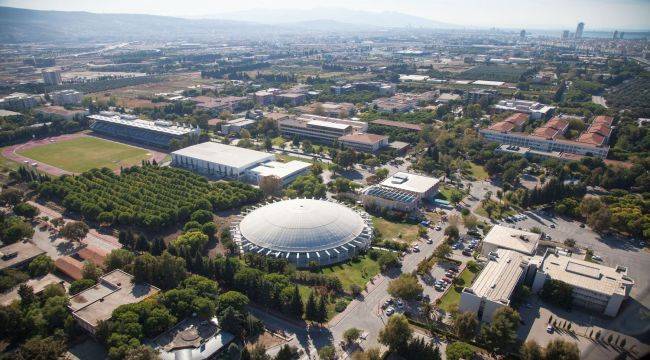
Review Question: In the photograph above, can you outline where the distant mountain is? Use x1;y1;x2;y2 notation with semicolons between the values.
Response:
0;6;263;43
205;7;458;29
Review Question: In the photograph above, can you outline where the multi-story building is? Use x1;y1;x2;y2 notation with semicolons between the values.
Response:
276;93;306;106
481;225;541;257
278;114;366;144
50;89;83;105
42;69;62;86
460;249;529;322
0;92;41;111
338;133;389;153
361;171;441;212
562;30;571;39
531;249;634;317
465;89;497;104
221;117;257;135
494;99;555;120
575;22;585;39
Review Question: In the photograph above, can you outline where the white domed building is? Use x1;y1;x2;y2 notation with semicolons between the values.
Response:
233;198;373;268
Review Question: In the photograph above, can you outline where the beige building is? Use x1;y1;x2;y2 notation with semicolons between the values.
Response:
69;269;160;334
531;249;634;317
480;225;541;257
338;133;389;153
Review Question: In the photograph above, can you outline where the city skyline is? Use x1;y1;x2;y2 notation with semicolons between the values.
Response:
0;0;649;30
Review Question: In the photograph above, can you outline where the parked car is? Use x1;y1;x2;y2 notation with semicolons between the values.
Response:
546;325;554;333
462;249;473;256
592;255;603;261
386;307;395;316
396;299;404;309
426;239;433;244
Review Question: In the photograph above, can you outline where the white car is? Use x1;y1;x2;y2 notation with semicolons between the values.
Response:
385;307;395;316
592;255;603;261
434;226;442;231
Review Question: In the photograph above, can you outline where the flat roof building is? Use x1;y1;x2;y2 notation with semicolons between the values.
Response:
370;119;423;132
460;249;528;322
481;225;541;257
532;250;634;317
89;113;200;148
278;114;366;144
50;89;83;106
338;133;389;153
247;160;311;186
220;117;256;135
69;269;160;334
494;99;555;120
151;317;235;360
380;172;440;200
362;172;441;212
0;240;46;271
172;142;274;179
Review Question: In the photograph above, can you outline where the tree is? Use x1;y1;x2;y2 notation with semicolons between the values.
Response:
28;254;54;277
480;307;520;352
544;339;580;360
18;283;35;306
82;262;103;281
218;291;249;314
70;278;97;295
445;342;475;360
305;291;318;322
378;314;412;352
317;346;336;360
259;175;283;197
105;249;135;271
274;345;299;360
418;225;428;238
316;295;327;324
449;191;464;206
61;221;89;242
124;345;160;360
15;336;66;360
444;225;459;241
343;327;362;344
13;202;39;218
387;273;423;300
376;251;399;271
587;207;613;232
433;244;452;259
0;188;23;206
351;348;382;360
563;238;576;248
289;286;303;318
375;168;389;180
190;209;213;224
249;344;271;360
520;340;544;360
453;312;478;340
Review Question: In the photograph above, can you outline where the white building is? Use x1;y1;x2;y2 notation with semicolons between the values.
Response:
531;250;634;317
172;142;274;179
247;160;311;186
494;99;555;120
50;89;83;106
380;172;440;201
278;114;367;144
0;92;41;111
221;117;256;135
89;113;200;148
481;225;541;257
460;249;528;322
338;133;389;153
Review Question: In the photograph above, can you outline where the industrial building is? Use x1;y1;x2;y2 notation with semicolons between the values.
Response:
69;269;160;334
233;199;373;268
88;112;200;148
480;225;541;257
460;249;529;322
531;249;634;317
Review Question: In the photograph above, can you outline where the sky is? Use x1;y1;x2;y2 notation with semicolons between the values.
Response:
1;0;649;30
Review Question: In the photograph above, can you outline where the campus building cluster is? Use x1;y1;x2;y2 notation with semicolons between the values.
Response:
361;172;440;212
480;114;612;159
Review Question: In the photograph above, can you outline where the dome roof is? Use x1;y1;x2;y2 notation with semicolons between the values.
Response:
238;199;367;253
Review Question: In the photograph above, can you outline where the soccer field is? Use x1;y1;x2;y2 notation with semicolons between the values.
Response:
17;136;152;173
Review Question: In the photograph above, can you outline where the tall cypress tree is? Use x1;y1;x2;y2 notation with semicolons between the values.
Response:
317;296;328;324
290;286;304;318
305;291;317;322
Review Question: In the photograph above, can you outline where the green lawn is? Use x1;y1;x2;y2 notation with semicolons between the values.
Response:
438;186;465;203
17;136;151;173
438;267;479;312
372;217;419;243
475;200;517;220
318;255;380;293
468;162;489;181
271;136;287;147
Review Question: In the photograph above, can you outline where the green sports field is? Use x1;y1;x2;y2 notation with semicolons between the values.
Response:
17;136;151;173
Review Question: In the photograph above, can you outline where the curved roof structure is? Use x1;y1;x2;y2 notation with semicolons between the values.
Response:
235;199;373;267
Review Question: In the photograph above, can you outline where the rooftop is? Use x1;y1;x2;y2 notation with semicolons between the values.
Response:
482;225;541;255
380;172;440;194
88;114;199;136
339;133;388;144
467;249;527;304
0;109;21;117
172;142;274;170
152;317;235;360
76;245;109;267
370;119;422;131
70;269;160;331
54;256;85;281
0;273;66;306
248;160;311;179
363;185;417;204
541;251;633;297
0;240;45;271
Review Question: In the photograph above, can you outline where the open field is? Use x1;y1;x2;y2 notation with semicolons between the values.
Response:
467;162;488;181
318;255;380;293
16;136;152;173
372;217;419;243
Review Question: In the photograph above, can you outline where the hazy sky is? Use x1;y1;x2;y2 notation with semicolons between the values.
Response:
1;0;649;30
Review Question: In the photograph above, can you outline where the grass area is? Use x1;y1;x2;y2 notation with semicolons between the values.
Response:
271;136;287;147
438;185;465;202
318;255;380;293
17;136;151;173
438;267;479;312
372;216;419;243
475;200;517;220
468;162;488;181
0;150;20;171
